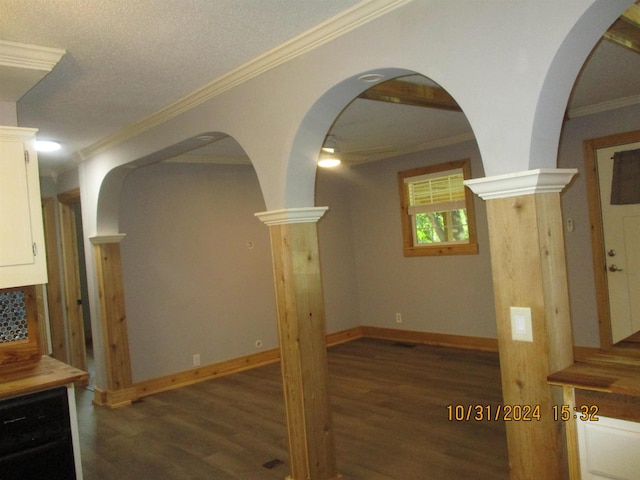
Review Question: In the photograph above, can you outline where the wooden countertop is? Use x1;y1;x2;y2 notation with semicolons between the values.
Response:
548;347;640;396
0;355;89;400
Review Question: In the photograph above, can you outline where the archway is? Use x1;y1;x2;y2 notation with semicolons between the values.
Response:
88;132;269;406
79;3;633;477
313;72;505;477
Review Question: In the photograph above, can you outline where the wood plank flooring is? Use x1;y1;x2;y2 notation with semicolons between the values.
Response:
76;338;509;479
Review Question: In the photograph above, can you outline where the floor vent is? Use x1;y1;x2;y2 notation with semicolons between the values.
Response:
394;342;417;348
262;458;284;469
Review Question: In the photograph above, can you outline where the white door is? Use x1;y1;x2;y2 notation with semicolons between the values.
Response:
597;142;640;343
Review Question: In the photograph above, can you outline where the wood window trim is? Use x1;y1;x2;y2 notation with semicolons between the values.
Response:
398;158;478;257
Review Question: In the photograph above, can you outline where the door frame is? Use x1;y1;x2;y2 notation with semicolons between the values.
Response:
41;197;66;360
57;188;87;372
584;128;640;349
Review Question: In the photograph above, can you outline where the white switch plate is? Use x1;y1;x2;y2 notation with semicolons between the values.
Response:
510;307;533;342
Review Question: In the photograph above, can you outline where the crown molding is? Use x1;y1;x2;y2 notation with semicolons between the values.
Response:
163;153;251;165
0;40;66;71
464;169;578;200
77;0;412;162
0;126;38;141
568;93;640;119
255;207;329;226
345;131;476;164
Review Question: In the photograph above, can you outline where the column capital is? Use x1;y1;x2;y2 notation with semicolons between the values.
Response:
255;207;329;226
464;168;577;200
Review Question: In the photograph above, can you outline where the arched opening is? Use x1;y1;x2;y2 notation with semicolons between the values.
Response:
74;1;636;476
117;135;277;383
314;73;490;337
309;72;506;476
566;15;640;350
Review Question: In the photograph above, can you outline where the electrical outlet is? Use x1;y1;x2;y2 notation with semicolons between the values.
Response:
396;313;402;323
193;353;201;367
255;339;263;349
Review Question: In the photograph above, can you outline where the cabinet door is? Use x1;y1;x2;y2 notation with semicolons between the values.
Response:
0;127;47;289
0;141;35;267
577;415;640;479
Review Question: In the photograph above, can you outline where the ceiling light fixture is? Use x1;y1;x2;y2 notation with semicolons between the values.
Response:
35;140;61;152
322;135;337;154
196;134;217;142
358;73;385;83
318;157;341;168
318;135;341;168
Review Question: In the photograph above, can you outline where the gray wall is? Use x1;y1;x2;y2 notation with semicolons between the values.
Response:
316;167;361;335
120;162;363;382
118;104;640;382
120;162;279;382
344;141;496;339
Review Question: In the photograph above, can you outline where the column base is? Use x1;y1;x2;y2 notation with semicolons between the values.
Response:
92;386;137;408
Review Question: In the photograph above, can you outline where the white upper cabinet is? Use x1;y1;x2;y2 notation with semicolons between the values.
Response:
0;127;47;288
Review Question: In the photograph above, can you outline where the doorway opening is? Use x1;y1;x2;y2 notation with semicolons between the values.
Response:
585;129;640;349
57;189;93;384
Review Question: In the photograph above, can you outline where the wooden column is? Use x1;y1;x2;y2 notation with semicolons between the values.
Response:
256;207;340;480
466;169;577;480
91;235;134;407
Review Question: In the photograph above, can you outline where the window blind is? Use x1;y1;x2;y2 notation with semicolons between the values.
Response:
405;170;465;214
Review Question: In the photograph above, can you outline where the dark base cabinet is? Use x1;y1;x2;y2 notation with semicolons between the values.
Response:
0;387;76;479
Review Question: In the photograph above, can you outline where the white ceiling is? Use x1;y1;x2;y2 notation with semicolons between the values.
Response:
1;1;639;177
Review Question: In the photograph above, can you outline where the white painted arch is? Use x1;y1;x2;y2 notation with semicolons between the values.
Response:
82;0;630;238
78;0;631;390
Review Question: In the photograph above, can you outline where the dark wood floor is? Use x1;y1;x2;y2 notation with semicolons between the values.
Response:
76;338;509;479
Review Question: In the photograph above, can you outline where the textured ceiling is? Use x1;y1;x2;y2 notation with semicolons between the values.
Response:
1;1;640;176
0;0;360;173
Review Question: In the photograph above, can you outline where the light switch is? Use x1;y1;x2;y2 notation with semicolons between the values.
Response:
510;306;533;342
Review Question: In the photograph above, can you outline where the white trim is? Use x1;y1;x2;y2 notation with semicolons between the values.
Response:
66;384;84;480
0;40;66;71
163;153;250;165
464;169;577;200
568;94;640;119
255;207;329;226
89;234;126;245
412;132;476;152
0;126;38;141
346;132;476;165
77;0;412;162
577;415;640;480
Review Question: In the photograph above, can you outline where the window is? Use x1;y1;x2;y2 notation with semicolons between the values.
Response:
398;159;478;256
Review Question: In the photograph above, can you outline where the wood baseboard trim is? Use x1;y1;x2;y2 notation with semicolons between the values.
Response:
133;347;281;401
128;328;364;402
94;327;498;406
94;328;366;407
96;326;593;408
362;326;499;352
327;326;366;346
